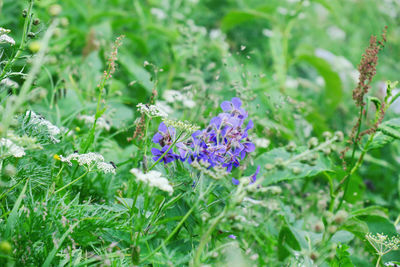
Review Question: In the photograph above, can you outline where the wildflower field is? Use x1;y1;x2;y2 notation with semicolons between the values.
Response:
1;0;400;266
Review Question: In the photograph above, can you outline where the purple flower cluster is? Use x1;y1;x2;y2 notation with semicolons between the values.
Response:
152;97;258;180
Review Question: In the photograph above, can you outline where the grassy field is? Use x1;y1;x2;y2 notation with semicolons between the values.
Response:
1;0;400;266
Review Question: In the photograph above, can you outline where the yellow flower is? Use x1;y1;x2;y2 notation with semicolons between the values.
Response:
53;154;61;161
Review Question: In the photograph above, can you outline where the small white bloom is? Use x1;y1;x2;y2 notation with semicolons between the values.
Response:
262;29;274;38
209;29;222;40
150;8;167;20
163;90;183;102
77;115;111;131
253;137;270;148
0;78;19;88
97;161;116;174
0;28;15;46
137;103;168;118
25;110;61;143
182;99;196;108
327;26;346;41
60;152;115;174
0;138;25;158
130;168;173;194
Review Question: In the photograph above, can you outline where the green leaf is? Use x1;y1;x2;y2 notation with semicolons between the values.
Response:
220;6;274;32
296;54;343;113
370;118;400;150
343;174;365;204
256;147;332;185
278;225;301;260
118;51;153;93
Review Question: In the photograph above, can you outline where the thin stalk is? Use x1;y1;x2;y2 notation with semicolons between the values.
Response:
54;170;89;194
0;0;34;80
147;131;184;171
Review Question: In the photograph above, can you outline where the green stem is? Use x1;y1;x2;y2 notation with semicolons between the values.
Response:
0;0;34;80
147;131;184;171
192;207;227;267
54;170;89;194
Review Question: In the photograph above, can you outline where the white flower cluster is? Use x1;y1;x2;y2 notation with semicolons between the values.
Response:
136;103;167;118
163;89;196;108
26;110;61;143
77;115;111;131
163;118;200;133
366;232;400;255
130;168;173;194
0;78;19;88
0;138;25;158
0;28;15;46
253;137;270;148
60;152;116;174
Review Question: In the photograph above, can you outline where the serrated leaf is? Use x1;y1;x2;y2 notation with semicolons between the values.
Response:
296;54;343;113
256;147;332;185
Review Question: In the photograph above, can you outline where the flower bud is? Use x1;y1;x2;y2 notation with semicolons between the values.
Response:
333;210;348;225
33;18;40;25
27;32;36;38
285;141;296;152
22;9;27;18
334;131;344;142
307;137;318;149
0;240;12;254
265;163;274;171
3;164;17;178
323;131;332;139
313;221;324;233
29;41;41;53
328;225;337;234
310;251;319;261
49;4;62;16
292;166;301;175
323;147;331;155
274;157;284;169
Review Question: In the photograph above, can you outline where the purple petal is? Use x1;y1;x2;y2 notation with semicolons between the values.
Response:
231;97;242;109
152;133;163;144
245;142;255;152
220;101;231;112
158;122;168;133
151;148;161;156
232;178;240;185
228;234;237;239
245;119;254;131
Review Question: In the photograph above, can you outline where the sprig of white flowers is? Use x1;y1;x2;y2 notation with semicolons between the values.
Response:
59;152;116;174
137;103;167;118
130;168;173;194
77;115;111;131
0;138;25;158
0;27;15;45
25;110;61;143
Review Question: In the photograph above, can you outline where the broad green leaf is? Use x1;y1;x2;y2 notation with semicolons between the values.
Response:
256;147;332;185
296;54;343;113
343;174;365;204
370;118;400;150
278;225;301;260
220;6;275;32
118;51;153;93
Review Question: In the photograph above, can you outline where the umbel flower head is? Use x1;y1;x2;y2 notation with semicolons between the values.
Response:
25;110;61;143
130;168;173;194
0;138;25;158
151;97;257;178
59;152;116;174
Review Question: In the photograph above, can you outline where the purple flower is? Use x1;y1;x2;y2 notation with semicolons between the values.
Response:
151;145;177;164
152;122;176;147
232;178;240;185
228;234;237;239
250;166;260;184
151;97;257;177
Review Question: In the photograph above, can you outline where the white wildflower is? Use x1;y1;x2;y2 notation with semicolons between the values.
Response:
163;90;183;102
209;29;222;40
130;168;173;194
150;8;166;20
97;161;116;174
0;78;19;88
77;115;111;131
137;103;167;118
253;137;270;148
0;28;15;46
327;26;346;41
262;28;274;38
182;98;196;108
0;138;25;158
25;110;61;143
163;118;200;133
60;152;116;174
155;101;173;115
